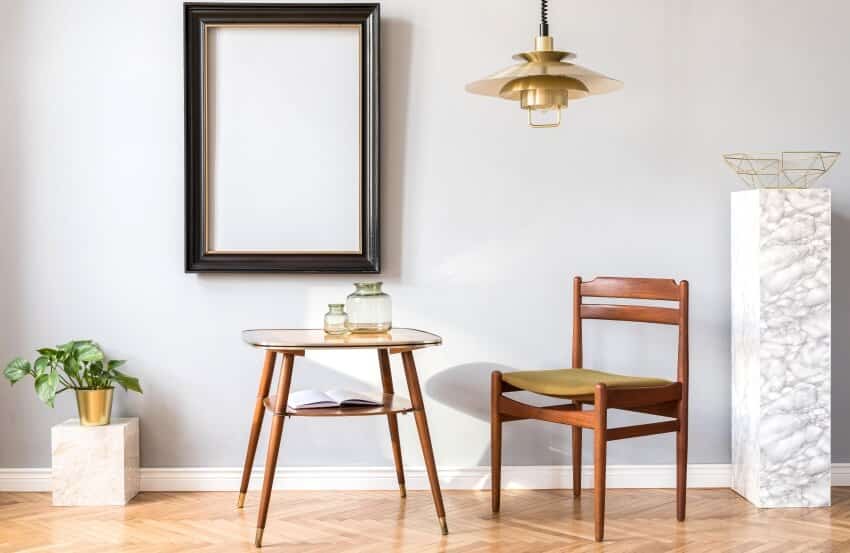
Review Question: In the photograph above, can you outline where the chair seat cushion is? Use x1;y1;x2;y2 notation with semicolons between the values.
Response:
502;368;672;398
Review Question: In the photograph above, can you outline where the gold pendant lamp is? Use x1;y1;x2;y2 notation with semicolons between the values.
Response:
465;0;623;128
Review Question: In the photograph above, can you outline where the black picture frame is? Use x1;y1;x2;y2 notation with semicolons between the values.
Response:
184;3;380;273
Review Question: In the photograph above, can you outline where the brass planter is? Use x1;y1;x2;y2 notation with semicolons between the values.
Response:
74;388;114;426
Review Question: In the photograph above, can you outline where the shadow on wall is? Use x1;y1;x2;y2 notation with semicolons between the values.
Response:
425;362;508;422
380;17;413;280
427;362;580;467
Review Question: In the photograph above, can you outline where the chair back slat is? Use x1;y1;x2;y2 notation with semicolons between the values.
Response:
572;276;688;383
580;304;679;325
581;277;680;301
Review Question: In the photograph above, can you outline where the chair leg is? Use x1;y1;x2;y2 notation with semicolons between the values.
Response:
572;403;582;498
677;399;688;521
491;371;503;513
593;384;608;542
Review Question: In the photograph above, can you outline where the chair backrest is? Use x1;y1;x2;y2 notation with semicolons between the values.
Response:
572;276;689;384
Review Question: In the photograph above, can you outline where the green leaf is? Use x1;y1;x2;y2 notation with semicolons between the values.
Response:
107;359;127;371
4;358;31;384
58;341;76;353
54;344;71;365
88;360;103;377
112;369;142;394
65;356;80;381
76;343;104;363
33;356;50;376
71;340;95;354
37;348;58;358
35;371;59;407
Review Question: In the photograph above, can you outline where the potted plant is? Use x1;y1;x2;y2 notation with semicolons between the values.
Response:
3;340;142;426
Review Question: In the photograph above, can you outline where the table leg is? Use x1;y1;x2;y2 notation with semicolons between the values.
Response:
401;350;448;535
255;352;295;548
238;351;277;509
378;349;406;498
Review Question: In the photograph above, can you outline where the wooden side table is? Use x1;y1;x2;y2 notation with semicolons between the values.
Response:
238;328;447;547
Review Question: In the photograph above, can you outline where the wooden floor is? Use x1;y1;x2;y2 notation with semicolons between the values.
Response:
2;488;849;552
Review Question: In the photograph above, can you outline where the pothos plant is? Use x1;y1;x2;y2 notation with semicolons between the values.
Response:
3;340;142;407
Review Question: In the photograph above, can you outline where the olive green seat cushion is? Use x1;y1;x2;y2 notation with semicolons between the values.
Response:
502;368;671;398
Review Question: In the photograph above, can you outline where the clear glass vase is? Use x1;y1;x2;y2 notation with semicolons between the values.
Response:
323;304;349;335
345;282;392;333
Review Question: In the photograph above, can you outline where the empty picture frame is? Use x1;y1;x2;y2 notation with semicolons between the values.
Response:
184;3;380;272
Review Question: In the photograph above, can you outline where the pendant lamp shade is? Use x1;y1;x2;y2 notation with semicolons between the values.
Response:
465;1;622;127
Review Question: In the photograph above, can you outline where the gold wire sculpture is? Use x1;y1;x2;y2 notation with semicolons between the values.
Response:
723;151;840;189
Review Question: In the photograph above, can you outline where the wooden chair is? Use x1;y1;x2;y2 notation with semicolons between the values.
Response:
491;276;689;542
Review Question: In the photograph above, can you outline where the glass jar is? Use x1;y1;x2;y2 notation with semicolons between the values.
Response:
345;281;392;333
323;304;349;335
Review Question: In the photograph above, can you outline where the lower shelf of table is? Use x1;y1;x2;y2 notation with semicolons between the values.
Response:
263;393;415;417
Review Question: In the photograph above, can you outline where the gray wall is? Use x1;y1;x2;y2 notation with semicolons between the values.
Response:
1;0;848;469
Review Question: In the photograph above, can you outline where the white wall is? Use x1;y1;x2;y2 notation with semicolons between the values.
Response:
1;0;849;469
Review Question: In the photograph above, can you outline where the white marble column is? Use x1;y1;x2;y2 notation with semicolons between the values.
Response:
731;189;831;507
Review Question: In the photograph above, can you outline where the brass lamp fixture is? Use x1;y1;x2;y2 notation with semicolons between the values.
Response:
465;0;623;128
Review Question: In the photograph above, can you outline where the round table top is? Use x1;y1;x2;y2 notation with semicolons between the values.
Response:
242;328;442;350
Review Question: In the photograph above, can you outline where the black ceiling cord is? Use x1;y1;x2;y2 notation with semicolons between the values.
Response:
539;0;550;36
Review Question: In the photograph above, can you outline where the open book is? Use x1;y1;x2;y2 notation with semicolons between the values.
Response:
287;389;383;410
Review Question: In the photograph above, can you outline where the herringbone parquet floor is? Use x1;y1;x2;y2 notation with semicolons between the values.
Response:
2;488;849;552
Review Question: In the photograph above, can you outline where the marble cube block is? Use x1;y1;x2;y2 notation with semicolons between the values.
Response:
51;417;140;506
731;189;831;508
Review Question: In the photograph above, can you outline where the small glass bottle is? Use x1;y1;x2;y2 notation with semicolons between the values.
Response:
345;281;392;333
323;304;349;335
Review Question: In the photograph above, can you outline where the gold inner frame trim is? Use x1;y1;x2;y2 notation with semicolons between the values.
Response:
202;23;364;255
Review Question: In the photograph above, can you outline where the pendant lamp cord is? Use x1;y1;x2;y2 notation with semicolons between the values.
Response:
539;0;549;36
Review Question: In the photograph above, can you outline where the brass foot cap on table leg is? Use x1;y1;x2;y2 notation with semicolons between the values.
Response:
439;517;448;535
399;484;407;498
237;492;246;509
254;528;264;548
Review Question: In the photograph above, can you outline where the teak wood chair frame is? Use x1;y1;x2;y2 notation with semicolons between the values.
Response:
491;276;689;542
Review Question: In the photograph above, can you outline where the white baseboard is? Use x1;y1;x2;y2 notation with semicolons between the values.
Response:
0;469;53;492
1;464;847;493
138;464;732;492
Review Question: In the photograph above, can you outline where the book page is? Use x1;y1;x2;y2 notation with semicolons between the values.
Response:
326;389;382;406
287;389;336;409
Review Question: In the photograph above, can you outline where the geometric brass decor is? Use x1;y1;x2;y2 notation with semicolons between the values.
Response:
465;0;622;128
723;152;840;189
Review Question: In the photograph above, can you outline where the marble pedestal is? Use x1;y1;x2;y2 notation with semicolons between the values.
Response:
731;189;831;507
51;418;140;506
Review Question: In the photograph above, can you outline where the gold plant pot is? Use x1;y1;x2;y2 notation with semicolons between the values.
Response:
74;388;114;426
